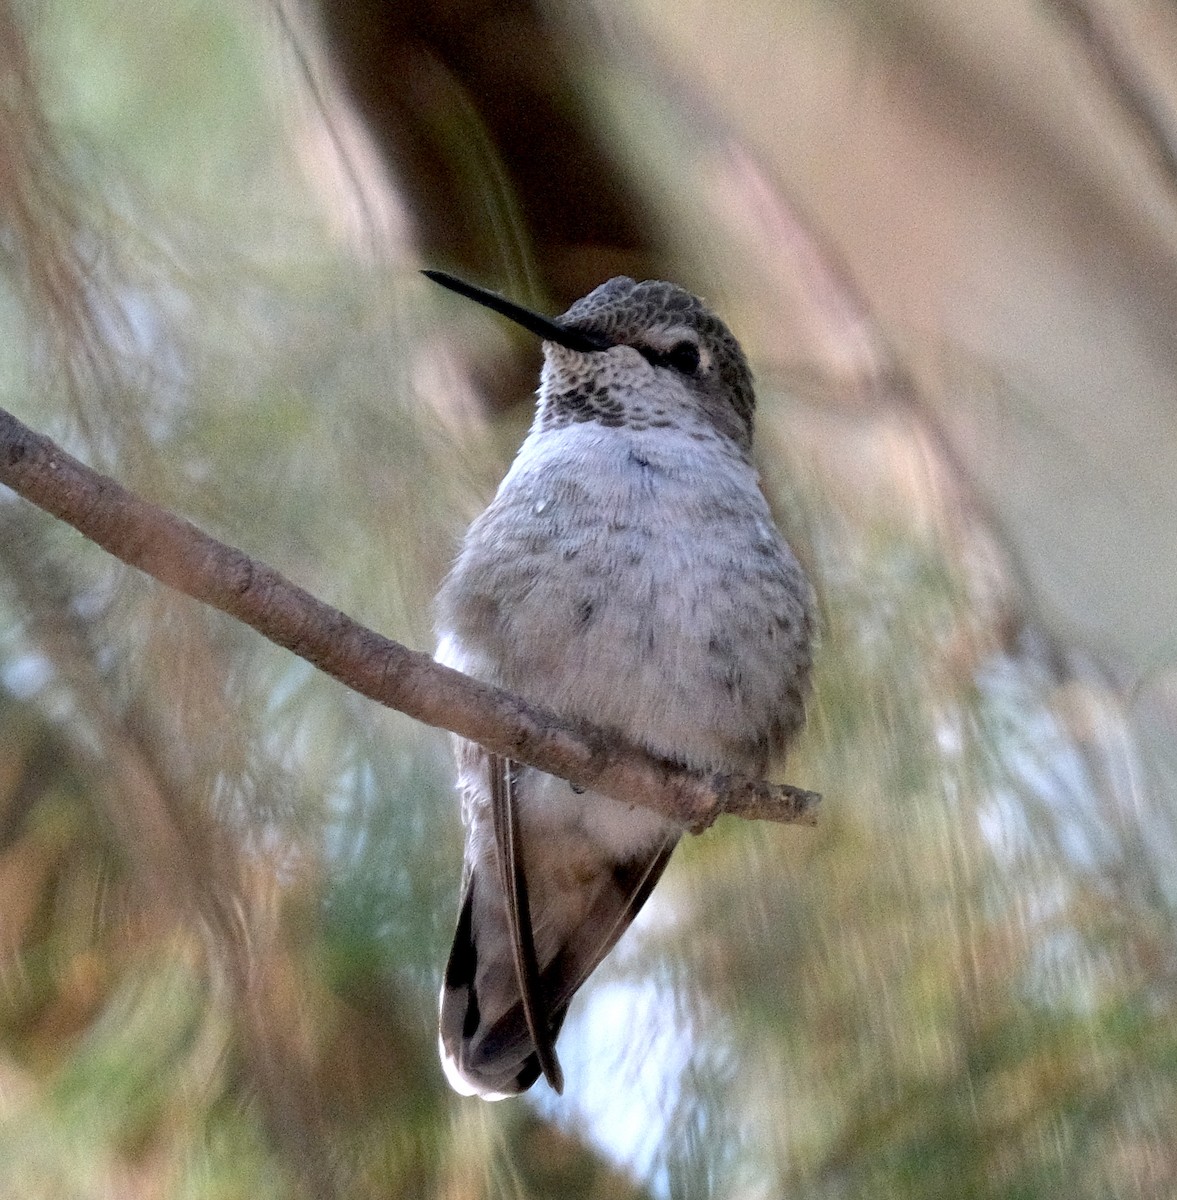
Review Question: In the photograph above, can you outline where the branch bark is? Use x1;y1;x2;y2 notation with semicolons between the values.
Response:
0;404;820;833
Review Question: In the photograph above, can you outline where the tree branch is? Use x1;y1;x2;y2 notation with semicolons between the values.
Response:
0;404;820;833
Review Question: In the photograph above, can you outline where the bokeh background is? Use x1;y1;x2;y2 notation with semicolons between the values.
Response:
2;0;1176;1196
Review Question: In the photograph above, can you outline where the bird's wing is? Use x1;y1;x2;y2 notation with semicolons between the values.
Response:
488;752;564;1093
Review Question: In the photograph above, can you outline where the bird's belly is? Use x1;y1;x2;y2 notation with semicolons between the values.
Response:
438;424;812;774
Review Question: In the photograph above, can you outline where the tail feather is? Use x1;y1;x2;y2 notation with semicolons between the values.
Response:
439;876;546;1098
439;837;677;1099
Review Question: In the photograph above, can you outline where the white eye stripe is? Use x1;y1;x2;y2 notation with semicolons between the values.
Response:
633;329;710;375
640;326;698;353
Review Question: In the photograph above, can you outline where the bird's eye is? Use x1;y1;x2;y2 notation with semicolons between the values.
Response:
665;339;701;375
633;337;703;374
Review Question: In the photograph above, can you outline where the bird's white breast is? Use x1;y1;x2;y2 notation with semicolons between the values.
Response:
436;418;811;775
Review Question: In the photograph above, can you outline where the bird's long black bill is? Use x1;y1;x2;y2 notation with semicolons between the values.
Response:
422;269;613;353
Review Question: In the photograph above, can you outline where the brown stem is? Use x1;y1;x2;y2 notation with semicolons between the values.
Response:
0;404;820;833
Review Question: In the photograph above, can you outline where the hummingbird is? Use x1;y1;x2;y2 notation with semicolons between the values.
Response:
425;269;815;1099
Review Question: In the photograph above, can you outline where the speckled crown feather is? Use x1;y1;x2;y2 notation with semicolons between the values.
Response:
558;278;756;432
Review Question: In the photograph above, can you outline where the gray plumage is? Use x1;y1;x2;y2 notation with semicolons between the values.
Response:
433;276;814;1098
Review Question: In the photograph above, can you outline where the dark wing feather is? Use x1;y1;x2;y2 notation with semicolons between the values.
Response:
543;832;677;1012
439;754;680;1097
449;832;677;1089
488;753;564;1093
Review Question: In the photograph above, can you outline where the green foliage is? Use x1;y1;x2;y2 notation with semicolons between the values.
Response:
1;0;1175;1196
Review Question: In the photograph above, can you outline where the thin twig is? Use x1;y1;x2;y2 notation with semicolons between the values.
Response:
0;404;820;833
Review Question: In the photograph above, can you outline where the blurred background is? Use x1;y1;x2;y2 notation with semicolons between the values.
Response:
1;0;1176;1195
